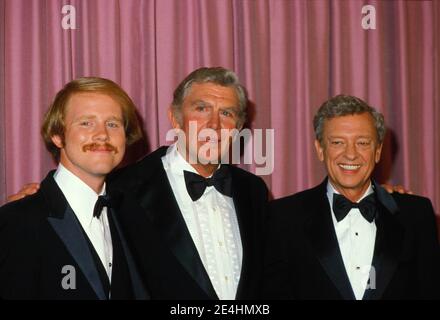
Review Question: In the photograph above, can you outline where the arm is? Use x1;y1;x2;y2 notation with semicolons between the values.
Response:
0;204;38;299
414;198;440;299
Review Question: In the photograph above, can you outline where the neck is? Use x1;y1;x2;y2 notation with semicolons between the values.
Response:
191;163;219;178
83;177;106;194
59;163;106;194
177;145;220;177
331;181;371;203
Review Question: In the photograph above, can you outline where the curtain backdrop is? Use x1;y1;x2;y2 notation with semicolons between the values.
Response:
0;0;439;216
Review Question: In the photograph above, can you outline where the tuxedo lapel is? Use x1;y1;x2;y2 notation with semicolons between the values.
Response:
362;182;404;300
41;174;107;300
230;167;254;299
305;180;356;300
108;207;150;299
134;151;218;299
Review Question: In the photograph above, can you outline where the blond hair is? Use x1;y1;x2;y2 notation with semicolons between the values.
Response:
41;77;142;161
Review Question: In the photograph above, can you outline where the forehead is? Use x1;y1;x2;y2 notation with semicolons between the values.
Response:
65;92;123;118
323;113;376;137
184;82;239;106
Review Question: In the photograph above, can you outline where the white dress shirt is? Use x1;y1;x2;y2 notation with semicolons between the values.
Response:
54;164;113;281
327;181;377;300
162;144;243;300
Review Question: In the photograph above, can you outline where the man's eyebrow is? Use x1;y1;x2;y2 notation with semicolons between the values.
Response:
190;100;239;111
221;106;239;111
73;115;97;121
327;135;373;139
191;99;211;106
73;115;123;121
106;116;124;121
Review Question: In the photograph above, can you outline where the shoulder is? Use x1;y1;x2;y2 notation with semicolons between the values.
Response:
109;146;168;187
0;192;47;239
228;165;268;192
392;193;433;209
267;184;326;228
0;170;63;225
0;192;46;219
270;184;323;210
391;193;437;224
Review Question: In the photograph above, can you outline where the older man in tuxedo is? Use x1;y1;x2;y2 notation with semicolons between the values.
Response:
0;77;148;299
264;94;440;300
108;67;268;300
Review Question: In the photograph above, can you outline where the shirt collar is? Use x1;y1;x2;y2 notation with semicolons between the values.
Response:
53;163;105;225
326;179;374;207
162;143;220;177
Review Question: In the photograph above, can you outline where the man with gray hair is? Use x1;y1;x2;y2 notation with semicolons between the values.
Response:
6;67;268;300
263;94;440;300
109;67;268;300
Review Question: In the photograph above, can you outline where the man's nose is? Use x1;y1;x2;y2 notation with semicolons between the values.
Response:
93;122;109;141
344;142;357;160
207;111;221;130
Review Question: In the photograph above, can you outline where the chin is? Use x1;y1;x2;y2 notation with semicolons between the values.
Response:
198;157;220;165
89;164;117;175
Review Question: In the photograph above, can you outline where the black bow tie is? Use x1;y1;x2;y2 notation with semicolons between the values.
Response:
184;166;232;201
333;193;378;223
93;194;112;219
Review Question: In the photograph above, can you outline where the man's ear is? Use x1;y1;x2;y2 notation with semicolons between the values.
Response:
51;135;64;148
375;143;383;163
168;106;181;129
314;139;325;162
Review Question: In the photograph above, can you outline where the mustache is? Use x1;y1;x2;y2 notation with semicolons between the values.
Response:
82;143;118;154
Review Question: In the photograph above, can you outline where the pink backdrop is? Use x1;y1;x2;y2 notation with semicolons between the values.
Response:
0;0;439;217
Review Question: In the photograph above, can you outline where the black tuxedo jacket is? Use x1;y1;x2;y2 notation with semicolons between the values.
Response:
109;146;268;300
263;178;440;300
0;172;149;300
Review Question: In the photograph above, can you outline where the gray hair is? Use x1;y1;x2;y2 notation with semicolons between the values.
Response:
313;94;386;145
171;67;248;128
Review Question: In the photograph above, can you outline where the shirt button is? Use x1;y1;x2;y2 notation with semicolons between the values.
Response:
225;276;228;281
355;232;359;236
218;241;223;246
109;262;112;267
356;266;360;270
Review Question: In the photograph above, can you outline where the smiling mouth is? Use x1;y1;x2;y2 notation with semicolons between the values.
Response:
338;164;361;171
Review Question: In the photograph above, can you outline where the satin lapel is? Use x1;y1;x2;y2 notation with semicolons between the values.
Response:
305;181;356;300
40;175;107;300
108;207;150;300
362;182;403;300
135;165;218;299
230;168;254;299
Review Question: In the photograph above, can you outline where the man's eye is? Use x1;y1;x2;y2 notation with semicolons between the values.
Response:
195;105;206;112
358;141;371;146
107;122;120;128
331;141;343;145
79;121;92;126
221;110;233;117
